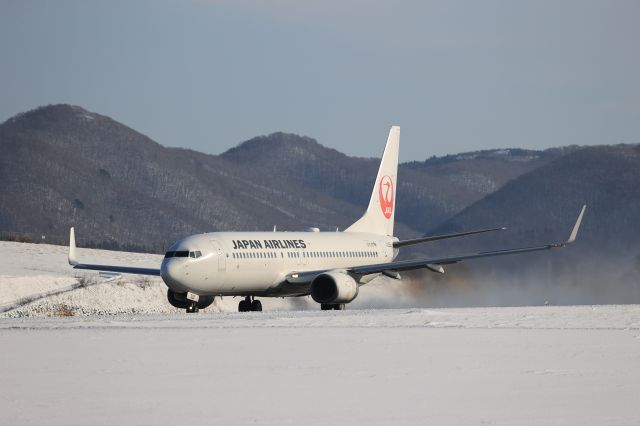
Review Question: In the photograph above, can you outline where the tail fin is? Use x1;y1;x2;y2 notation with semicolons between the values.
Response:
345;126;400;236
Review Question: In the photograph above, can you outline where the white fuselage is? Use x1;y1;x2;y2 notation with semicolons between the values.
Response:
160;231;396;297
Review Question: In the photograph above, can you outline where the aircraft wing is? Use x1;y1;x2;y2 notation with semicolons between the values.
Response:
351;205;586;277
393;226;506;248
71;263;161;276
68;228;161;276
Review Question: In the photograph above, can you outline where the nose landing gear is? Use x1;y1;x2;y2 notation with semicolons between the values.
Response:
185;292;200;313
321;303;346;310
167;290;214;313
238;296;262;312
186;301;199;313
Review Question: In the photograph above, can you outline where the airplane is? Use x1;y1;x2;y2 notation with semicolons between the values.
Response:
68;126;586;313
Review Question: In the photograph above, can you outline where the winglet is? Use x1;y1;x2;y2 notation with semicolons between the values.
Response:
68;227;78;266
565;205;586;245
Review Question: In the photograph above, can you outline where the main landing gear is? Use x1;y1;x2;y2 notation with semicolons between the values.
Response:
321;303;346;311
238;296;262;312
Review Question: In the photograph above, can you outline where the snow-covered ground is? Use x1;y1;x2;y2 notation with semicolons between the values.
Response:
1;241;640;424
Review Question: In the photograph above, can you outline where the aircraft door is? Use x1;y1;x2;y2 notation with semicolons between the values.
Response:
210;240;226;272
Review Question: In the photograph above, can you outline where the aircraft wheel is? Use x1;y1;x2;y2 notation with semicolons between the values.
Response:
251;300;262;312
238;300;249;312
334;304;346;311
321;304;332;311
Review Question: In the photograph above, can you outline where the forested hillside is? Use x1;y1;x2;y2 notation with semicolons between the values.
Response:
0;104;562;250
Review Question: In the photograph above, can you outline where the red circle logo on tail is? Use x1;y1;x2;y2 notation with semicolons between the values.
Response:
379;175;394;219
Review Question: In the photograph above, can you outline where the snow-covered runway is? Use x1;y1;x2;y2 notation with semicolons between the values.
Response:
2;307;640;425
1;241;640;424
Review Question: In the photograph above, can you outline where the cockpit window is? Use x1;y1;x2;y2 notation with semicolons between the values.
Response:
189;251;202;259
164;250;189;258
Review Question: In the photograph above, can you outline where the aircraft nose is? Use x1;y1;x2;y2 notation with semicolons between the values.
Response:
160;259;188;293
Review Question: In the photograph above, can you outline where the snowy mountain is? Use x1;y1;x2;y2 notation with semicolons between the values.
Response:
0;104;567;250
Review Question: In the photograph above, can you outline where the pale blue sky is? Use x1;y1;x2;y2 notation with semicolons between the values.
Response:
1;0;639;160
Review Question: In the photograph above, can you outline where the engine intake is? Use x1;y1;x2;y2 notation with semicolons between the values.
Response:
310;271;359;304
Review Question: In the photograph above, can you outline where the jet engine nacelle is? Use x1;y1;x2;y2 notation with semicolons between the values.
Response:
310;271;359;304
167;289;215;310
